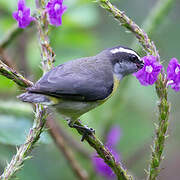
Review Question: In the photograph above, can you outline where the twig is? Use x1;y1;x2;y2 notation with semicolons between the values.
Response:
97;0;157;56
0;2;54;180
74;120;132;180
148;75;170;180
97;0;171;179
35;4;55;73
47;115;89;180
131;0;175;52
0;58;33;88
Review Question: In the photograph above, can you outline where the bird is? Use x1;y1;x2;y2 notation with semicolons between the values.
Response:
18;45;144;140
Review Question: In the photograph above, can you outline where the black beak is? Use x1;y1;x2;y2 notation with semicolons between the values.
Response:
136;61;144;69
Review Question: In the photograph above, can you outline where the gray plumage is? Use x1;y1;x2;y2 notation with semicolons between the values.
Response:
27;54;114;101
18;46;143;105
18;92;51;104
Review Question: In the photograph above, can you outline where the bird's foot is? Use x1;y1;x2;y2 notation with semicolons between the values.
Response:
68;121;95;141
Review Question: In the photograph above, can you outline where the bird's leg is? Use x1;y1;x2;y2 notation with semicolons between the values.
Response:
68;120;95;141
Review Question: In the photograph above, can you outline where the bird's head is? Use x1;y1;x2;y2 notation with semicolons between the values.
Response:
100;46;144;80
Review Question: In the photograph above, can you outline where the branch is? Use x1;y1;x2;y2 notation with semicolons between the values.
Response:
97;0;171;179
35;5;55;73
0;58;33;88
74;120;132;180
131;0;175;52
97;0;157;56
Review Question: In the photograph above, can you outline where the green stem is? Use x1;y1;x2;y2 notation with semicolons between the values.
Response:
131;0;175;52
0;58;33;88
75;120;133;180
98;0;157;56
97;0;172;179
147;75;170;180
103;0;174;139
35;5;55;73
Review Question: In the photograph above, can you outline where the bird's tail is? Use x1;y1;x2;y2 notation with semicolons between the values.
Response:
17;92;52;105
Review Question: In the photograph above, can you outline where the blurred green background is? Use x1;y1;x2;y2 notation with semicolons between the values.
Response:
0;0;180;179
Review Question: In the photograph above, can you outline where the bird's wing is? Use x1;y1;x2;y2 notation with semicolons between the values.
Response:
28;57;114;101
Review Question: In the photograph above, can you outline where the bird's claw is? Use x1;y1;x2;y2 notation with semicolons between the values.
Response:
68;122;95;141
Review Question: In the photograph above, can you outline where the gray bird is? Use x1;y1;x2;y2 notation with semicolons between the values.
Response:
18;46;144;139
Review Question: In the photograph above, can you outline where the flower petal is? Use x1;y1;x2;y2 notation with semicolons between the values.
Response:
167;58;180;91
134;55;162;86
12;0;34;29
46;0;66;26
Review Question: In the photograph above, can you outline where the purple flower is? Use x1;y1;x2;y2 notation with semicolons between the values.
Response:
46;0;67;27
12;0;35;29
167;58;180;91
92;126;121;179
134;55;162;86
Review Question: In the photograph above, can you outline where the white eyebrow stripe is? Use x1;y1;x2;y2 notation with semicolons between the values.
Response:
110;47;141;60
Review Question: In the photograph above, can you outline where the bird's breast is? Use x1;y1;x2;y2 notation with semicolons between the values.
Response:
97;74;120;103
54;100;100;120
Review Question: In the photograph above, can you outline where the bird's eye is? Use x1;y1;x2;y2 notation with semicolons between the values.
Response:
131;55;137;62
